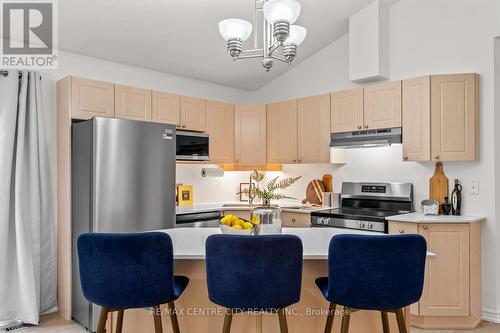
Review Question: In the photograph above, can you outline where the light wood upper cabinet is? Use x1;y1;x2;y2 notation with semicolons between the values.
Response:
235;104;266;165
267;100;298;164
402;76;431;161
115;85;152;121
431;74;479;161
206;100;234;164
419;224;470;317
70;77;114;119
298;94;331;163
364;80;402;130
180;96;206;132
152;91;181;126
330;88;364;133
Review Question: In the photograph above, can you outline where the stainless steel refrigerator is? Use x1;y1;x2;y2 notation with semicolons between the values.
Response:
71;117;176;332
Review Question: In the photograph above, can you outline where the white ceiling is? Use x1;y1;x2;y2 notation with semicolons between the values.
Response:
59;0;395;90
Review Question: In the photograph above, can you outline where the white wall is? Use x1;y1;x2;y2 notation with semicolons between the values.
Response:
248;0;500;321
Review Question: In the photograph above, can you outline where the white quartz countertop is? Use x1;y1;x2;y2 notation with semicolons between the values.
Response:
159;227;436;260
175;201;332;215
387;213;486;223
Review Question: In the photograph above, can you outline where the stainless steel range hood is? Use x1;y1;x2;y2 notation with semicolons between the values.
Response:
330;127;402;149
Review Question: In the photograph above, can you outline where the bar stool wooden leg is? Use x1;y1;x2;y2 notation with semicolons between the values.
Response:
324;302;336;333
395;308;407;333
115;309;124;333
167;302;180;333
381;311;390;333
222;310;233;333
340;306;350;333
96;307;109;333
278;308;288;333
152;305;163;333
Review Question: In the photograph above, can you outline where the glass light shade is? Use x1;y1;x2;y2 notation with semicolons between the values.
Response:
284;25;306;45
263;0;301;24
218;19;253;41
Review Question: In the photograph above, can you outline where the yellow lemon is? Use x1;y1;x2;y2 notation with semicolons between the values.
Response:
251;215;260;225
220;216;231;226
243;222;254;230
232;224;243;229
233;219;244;227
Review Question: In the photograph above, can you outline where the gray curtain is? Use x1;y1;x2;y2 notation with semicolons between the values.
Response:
0;70;56;325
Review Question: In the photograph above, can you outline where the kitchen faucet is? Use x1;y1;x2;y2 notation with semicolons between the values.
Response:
249;170;259;205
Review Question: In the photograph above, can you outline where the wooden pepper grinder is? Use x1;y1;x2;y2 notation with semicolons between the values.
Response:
429;162;449;214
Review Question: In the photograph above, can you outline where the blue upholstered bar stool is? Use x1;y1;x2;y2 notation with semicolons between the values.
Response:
315;234;427;333
206;234;303;333
77;232;189;333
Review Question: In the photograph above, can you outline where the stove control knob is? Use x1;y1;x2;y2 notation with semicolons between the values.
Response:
359;221;365;228
368;223;374;230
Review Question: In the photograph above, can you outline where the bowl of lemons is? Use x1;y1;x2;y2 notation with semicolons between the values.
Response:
219;214;256;235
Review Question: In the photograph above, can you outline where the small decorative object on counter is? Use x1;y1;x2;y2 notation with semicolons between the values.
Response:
302;179;325;205
429;162;449;214
422;199;439;215
240;174;301;235
219;214;255;235
441;196;452;215
176;184;193;206
451;179;463;216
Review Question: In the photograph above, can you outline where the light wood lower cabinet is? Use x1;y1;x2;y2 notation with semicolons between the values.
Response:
364;80;402;130
115;85;152;121
70;76;115;119
234;104;267;165
205;100;234;164
267;100;298;164
281;212;311;227
297;94;331;163
180;96;206;131
388;220;482;329
152;91;181;126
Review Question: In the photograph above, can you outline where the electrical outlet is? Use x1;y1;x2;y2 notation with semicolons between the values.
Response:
470;180;479;195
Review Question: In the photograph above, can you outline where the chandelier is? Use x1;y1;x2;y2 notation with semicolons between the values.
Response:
218;0;306;71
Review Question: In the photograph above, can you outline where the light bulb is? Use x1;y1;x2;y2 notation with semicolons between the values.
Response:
218;19;253;42
284;25;306;46
263;0;301;24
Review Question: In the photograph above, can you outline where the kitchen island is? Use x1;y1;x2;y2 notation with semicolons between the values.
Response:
108;227;432;333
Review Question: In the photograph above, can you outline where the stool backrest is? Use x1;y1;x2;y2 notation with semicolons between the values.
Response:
77;232;175;308
328;234;427;310
206;234;303;310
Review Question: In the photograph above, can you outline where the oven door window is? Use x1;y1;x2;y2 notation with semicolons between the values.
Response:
176;134;209;158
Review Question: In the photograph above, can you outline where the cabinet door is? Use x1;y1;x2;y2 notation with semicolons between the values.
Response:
282;212;311;227
364;81;402;130
419;224;470;316
298;94;331;163
267;100;298;164
431;74;478;161
181;96;206;131
206;100;234;164
152;91;181;126
234;105;266;165
115;85;152;121
402;76;431;161
71;77;114;119
330;88;364;133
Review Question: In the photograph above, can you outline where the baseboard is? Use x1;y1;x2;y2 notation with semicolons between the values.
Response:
483;308;500;323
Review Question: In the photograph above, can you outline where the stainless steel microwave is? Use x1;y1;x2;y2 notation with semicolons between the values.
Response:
176;131;209;161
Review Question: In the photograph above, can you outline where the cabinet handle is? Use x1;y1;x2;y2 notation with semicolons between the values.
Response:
399;229;405;234
364;124;368;129
403;156;408;160
357;125;362;129
422;225;428;229
292;160;297;163
182;124;187;128
292;218;296;223
235;159;239;163
298;159;302;163
434;155;439;159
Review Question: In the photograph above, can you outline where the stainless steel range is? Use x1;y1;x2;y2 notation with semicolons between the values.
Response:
311;182;413;233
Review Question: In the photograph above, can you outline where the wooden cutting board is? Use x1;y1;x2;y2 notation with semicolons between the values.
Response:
322;174;333;192
429;162;449;214
302;179;326;205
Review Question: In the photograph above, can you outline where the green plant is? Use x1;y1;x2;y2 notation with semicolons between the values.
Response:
240;175;302;203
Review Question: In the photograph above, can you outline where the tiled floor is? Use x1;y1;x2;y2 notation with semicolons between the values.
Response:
13;312;500;332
